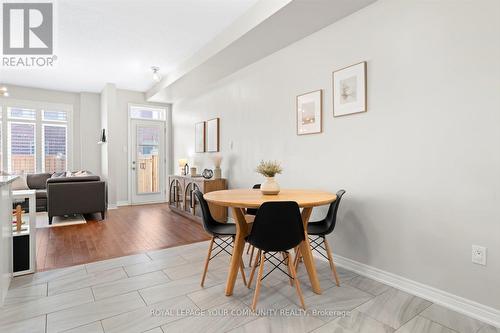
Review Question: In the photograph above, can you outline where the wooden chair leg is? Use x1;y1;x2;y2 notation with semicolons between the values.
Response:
323;237;340;286
201;237;215;287
251;252;266;311
283;252;293;286
294;248;301;270
239;256;247;286
288;252;306;309
248;244;255;267
247;249;261;288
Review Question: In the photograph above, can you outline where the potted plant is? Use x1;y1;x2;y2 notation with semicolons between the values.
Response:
255;160;283;195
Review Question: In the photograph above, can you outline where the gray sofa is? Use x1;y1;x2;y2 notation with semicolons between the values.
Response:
26;173;107;224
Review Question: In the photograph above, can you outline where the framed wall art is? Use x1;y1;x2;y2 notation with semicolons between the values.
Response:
206;118;220;152
333;61;367;117
296;89;322;135
195;121;205;153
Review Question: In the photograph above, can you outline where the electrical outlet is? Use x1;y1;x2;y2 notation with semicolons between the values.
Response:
472;245;487;266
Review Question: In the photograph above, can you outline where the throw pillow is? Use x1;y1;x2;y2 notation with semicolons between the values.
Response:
12;175;29;191
73;170;90;177
51;171;66;178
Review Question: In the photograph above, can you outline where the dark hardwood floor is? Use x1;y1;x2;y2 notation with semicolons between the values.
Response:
35;204;210;272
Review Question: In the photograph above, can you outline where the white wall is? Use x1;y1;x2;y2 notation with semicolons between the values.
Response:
79;93;101;173
172;0;500;310
100;83;117;206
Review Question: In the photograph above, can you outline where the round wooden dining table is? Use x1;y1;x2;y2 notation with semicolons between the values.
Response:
204;189;337;296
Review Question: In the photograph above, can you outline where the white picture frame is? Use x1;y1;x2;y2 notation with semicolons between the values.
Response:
296;90;322;135
333;61;367;117
206;118;219;152
195;121;205;153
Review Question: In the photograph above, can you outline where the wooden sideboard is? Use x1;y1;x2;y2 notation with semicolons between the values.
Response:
168;175;227;223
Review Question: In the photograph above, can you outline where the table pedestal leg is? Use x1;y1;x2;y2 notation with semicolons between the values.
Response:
225;207;248;296
298;207;322;294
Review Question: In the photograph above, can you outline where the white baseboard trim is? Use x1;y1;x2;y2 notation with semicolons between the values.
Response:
107;204;117;210
116;200;168;207
325;254;500;327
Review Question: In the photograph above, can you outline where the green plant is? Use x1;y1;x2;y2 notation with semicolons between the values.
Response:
255;160;283;177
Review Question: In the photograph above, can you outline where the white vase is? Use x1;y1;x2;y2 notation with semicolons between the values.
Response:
214;167;222;179
261;177;280;195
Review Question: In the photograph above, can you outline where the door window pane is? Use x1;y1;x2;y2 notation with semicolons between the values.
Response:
9;123;36;173
8;107;36;120
137;126;160;194
43;125;67;172
130;106;165;120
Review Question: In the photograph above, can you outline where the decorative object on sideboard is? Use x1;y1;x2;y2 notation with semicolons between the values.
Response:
212;153;222;179
178;158;188;176
333;61;367;117
190;167;197;177
202;169;213;179
297;89;322;135
195;121;205;153
0;86;9;97
206;118;220;152
97;129;107;144
255;160;283;195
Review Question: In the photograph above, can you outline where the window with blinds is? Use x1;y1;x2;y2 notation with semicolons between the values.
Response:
9;122;36;173
0;106;70;174
43;125;67;172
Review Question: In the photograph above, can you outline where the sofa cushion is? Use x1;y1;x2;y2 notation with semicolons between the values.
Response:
47;175;100;183
27;173;52;189
35;189;47;199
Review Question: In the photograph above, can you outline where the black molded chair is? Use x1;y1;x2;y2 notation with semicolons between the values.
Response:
301;189;345;286
245;184;261;265
246;201;306;310
246;184;261;216
193;190;247;287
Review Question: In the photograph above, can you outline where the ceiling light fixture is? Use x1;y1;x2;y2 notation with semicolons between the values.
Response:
0;86;8;97
151;66;161;83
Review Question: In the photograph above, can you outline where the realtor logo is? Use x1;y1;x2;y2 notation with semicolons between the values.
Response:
3;2;53;55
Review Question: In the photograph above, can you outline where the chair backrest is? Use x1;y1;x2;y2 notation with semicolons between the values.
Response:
247;201;304;252
193;190;218;235
323;190;346;235
246;184;261;216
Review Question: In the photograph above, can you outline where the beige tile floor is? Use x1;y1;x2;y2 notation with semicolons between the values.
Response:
1;241;498;333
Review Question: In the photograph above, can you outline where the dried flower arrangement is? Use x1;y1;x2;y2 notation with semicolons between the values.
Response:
255;160;283;178
212;153;223;168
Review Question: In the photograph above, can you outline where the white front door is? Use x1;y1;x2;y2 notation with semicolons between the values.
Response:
130;119;166;204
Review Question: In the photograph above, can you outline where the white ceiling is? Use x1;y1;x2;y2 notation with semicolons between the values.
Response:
0;0;259;93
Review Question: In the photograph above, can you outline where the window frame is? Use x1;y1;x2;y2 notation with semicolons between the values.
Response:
0;98;73;174
42;123;68;173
